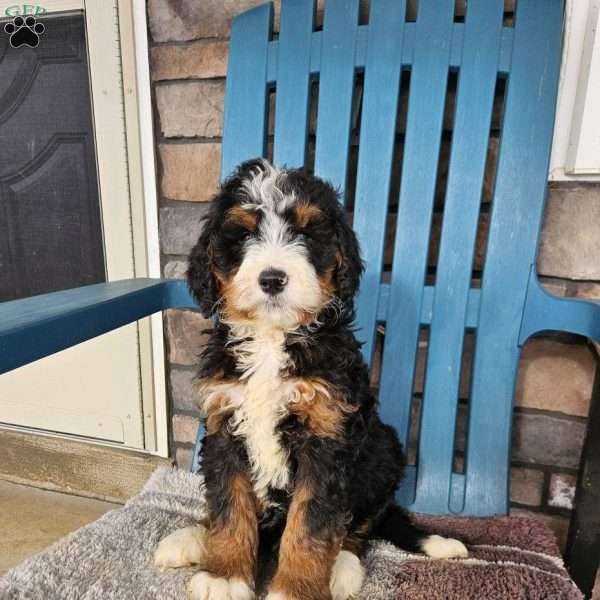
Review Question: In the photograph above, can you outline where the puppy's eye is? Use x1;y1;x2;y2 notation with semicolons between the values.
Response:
298;222;328;243
223;223;252;242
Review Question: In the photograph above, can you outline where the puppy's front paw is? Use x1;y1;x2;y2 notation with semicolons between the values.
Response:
330;550;365;599
421;534;468;559
189;572;254;600
154;524;208;569
189;572;229;600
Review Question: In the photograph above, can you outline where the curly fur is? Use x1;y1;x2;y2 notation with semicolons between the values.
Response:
181;159;467;600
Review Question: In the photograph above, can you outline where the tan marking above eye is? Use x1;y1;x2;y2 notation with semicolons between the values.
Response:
294;201;322;228
226;206;258;231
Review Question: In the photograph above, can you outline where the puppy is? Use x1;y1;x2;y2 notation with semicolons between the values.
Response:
154;159;467;600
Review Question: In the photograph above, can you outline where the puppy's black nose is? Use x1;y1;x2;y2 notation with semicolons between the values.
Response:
259;269;288;295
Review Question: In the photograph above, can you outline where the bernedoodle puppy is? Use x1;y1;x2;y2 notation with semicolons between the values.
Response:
154;159;468;600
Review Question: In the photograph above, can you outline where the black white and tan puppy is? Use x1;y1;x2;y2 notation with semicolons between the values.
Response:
154;159;468;600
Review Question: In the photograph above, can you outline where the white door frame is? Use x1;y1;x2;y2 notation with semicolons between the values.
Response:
128;0;169;458
75;0;169;456
101;0;168;457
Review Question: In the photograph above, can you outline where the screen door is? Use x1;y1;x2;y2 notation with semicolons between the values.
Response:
0;1;153;449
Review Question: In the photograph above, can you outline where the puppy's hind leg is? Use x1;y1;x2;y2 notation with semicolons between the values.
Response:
153;523;208;569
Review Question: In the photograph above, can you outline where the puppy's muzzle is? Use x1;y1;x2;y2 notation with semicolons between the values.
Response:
259;269;288;295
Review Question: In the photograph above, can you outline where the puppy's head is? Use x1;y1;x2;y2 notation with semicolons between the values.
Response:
187;159;363;329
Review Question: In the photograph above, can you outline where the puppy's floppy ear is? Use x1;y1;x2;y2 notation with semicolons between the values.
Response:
187;161;263;316
186;209;220;318
333;205;364;305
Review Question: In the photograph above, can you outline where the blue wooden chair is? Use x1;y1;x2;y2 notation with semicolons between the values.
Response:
1;0;598;525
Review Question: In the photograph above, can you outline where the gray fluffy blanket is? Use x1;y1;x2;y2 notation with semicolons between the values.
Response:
0;467;582;599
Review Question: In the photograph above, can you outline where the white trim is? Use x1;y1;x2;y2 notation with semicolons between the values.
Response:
85;0;135;281
117;0;156;453
132;0;169;458
565;0;600;174
85;0;168;457
549;0;600;181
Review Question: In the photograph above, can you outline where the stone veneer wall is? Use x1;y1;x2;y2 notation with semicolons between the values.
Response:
147;0;600;553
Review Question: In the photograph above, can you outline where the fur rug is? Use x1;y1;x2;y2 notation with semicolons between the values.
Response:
0;467;582;599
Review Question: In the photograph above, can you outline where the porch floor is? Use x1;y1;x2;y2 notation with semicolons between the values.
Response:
0;479;121;575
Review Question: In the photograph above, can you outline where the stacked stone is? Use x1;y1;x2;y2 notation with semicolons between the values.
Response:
511;185;600;550
148;0;599;553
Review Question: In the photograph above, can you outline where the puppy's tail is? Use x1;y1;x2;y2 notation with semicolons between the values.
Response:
371;504;469;558
371;503;428;553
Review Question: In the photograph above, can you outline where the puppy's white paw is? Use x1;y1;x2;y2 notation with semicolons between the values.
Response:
154;524;208;569
228;579;255;600
330;550;365;600
189;572;254;600
264;593;291;600
189;572;230;600
421;534;468;559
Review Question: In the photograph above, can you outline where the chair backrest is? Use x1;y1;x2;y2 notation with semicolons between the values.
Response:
222;0;565;516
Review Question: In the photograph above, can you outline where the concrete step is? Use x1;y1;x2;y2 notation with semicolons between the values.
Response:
0;429;171;503
0;480;120;575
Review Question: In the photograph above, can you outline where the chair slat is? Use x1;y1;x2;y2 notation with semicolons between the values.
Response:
273;0;315;168
221;4;273;178
266;24;515;84
314;0;360;195
413;1;505;515
463;0;564;516
353;0;407;366
377;0;454;466
377;285;481;327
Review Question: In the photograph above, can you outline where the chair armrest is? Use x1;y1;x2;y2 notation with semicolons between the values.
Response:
519;268;600;344
0;278;196;375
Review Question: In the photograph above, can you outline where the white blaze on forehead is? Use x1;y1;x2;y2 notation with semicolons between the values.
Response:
241;160;295;213
230;161;326;329
241;161;296;245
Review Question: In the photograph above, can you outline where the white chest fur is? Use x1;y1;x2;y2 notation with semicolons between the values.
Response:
227;326;294;502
